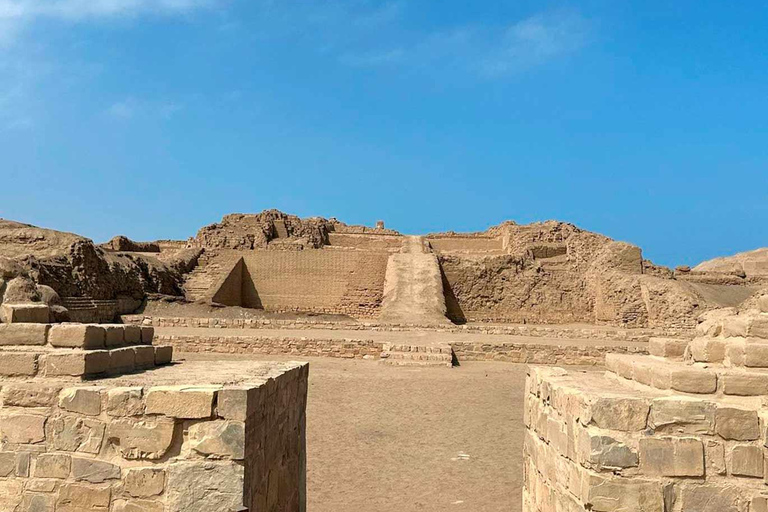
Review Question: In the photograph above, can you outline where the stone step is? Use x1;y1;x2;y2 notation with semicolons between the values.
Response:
607;353;768;397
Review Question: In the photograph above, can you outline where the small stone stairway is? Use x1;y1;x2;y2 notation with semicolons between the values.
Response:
379;342;454;368
183;251;223;301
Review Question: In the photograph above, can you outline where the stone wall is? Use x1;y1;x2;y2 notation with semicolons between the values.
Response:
523;301;768;512
326;233;402;251
426;237;504;253
0;362;308;512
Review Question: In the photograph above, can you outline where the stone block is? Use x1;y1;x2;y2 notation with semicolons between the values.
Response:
165;461;245;512
0;352;38;376
59;387;103;416
154;345;173;365
722;372;768;396
0;412;46;444
744;341;768;367
71;457;120;483
113;500;165;512
124;467;165;497
188;420;245;460
43;350;109;377
579;430;638;470
689;337;725;362
16;452;29;477
0;322;49;346
704;439;726;475
1;303;50;323
134;346;155;369
56;482;111;512
648;337;687;359
19;494;55;512
109;347;136;373
585;475;664;512
48;324;106;349
639;437;704;476
217;387;257;421
715;406;759;440
124;325;142;344
140;326;154;344
648;397;715;435
104;325;126;348
145;386;217;419
589;396;649;432
670;367;717;394
33;453;71;479
680;484;743;512
106;387;144;417
729;444;763;477
0;480;23;511
49;416;105;454
723;316;751;338
107;417;175;460
0;452;15;476
759;296;768;313
2;384;61;407
750;316;768;339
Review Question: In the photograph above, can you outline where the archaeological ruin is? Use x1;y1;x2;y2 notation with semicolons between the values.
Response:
0;210;767;511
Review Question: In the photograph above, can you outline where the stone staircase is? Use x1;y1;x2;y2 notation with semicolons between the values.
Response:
183;251;230;302
379;342;454;368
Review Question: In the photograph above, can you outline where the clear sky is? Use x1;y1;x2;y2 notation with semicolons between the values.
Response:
1;1;766;267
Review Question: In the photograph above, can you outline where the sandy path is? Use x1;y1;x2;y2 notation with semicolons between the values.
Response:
180;353;528;512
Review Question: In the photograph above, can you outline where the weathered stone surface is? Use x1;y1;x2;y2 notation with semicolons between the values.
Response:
217;387;255;421
34;453;71;479
729;444;763;477
0;351;38;376
0;452;14;476
715;406;760;440
0;412;46;444
165;461;245;512
140;326;154;344
124;467;165;498
0;480;24;511
590;396;649;432
43;351;109;377
586;475;664;512
109;347;136;373
107;417;176;460
648;397;715;434
71;457;120;483
582;432;638;470
670;367;717;394
134;346;155;369
154;345;173;365
113;499;164;512
56;482;111;512
2;384;61;407
19;493;56;512
0;322;49;346
124;325;142;344
59;387;103;416
188;420;245;460
106;387;144;417
721;372;768;396
145;386;217;419
744;341;768;367
49;416;105;454
689;337;725;362
639;437;704;477
104;325;126;347
758;296;768;313
48;324;106;349
680;484;744;512
1;303;50;324
648;337;687;359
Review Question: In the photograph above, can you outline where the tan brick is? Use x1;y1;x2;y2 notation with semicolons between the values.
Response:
2;384;61;407
49;416;105;454
0;412;46;444
722;372;768;396
670;367;717;394
19;494;55;511
48;324;105;349
217;387;256;421
113;499;164;512
56;482;110;511
188;420;245;460
33;453;71;479
145;386;217;419
716;406;759;440
140;326;154;344
109;347;136;373
104;325;126;348
124;467;165;498
639;436;704;476
59;387;103;416
71;457;120;483
680;484;742;512
43;351;109;377
154;346;173;365
648;397;714;435
0;323;49;346
744;341;768;367
585;474;664;512
0;452;15;476
0;352;38;376
689;337;725;362
106;387;144;417
589;396;649;432
729;444;763;477
107;417;175;460
134;346;155;369
749;315;768;339
753;496;768;512
124;325;142;344
648;337;688;359
1;303;50;323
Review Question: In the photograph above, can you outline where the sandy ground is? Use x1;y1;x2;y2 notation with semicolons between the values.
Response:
180;353;528;512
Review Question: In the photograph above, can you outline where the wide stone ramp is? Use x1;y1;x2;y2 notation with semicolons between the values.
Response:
378;236;451;325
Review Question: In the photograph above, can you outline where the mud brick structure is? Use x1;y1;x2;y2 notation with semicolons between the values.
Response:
523;298;768;512
0;321;308;512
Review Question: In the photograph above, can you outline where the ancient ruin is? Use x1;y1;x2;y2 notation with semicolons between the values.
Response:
1;210;767;511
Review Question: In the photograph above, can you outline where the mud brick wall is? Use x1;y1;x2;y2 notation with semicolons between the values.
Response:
327;233;402;251
426;237;503;253
241;251;389;318
0;363;308;512
451;341;647;366
524;366;768;512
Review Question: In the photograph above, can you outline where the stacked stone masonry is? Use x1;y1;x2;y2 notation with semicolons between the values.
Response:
0;361;308;512
524;303;768;512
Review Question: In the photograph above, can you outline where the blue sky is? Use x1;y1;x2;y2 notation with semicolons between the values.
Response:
0;0;766;267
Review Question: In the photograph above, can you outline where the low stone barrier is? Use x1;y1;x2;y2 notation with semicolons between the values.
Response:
451;341;647;366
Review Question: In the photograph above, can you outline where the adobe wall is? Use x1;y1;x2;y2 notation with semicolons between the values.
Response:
240;250;389;318
326;233;402;251
0;361;308;512
426;237;504;253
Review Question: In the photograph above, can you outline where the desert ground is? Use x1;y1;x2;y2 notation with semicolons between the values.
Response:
183;352;530;512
